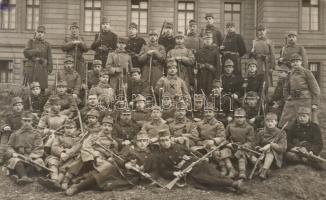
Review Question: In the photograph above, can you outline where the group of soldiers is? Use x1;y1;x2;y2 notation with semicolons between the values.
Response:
0;13;324;196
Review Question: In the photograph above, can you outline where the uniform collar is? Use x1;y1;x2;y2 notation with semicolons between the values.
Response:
175;44;185;49
167;75;178;80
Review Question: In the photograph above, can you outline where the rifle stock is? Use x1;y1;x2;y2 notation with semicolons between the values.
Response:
16;153;53;172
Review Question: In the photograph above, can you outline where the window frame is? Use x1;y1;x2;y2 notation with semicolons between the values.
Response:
129;0;150;34
299;0;324;34
0;0;17;30
308;61;321;85
25;0;41;31
221;0;244;34
82;0;103;33
0;60;14;83
176;1;196;35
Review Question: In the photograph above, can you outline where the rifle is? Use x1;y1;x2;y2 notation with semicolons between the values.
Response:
16;153;53;172
159;20;167;39
151;86;157;106
194;62;198;93
241;62;248;107
292;149;326;163
54;57;59;94
257;81;266;117
85;64;88;106
231;143;263;157
148;55;153;86
165;140;228;190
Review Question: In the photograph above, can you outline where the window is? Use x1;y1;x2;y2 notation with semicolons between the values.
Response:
0;60;13;83
26;0;40;31
177;1;195;34
0;0;16;30
131;0;148;34
84;0;101;32
224;2;241;32
301;0;320;31
309;62;320;84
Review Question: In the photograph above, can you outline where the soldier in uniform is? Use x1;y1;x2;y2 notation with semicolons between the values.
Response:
195;32;220;95
138;29;166;87
0;97;25;164
202;13;223;47
80;93;106;122
89;69;115;108
84;109;102;134
131;94;151;126
106;37;132;92
44;81;78;118
220;22;247;76
127;67;150;101
91;17;117;67
160;92;175;120
251;24;276;87
126;22;146;68
279;53;320;128
155;129;244;192
87;60;103;89
285;107;323;169
6;112;44;184
225;108;255;179
254;112;287;179
155;58;191;102
58;55;82;99
158;22;175;53
23;81;48;118
23;25;53;93
167;32;195;87
62;22;88;81
242;59;264;96
243;91;264;130
184;20;204;54
278;31;308;68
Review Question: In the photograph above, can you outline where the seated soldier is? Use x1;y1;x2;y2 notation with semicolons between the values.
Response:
253;113;287;179
89;69;115;109
131;94;151;126
127;67;150;102
286;107;324;169
80;93;106;122
23;81;48;118
44;81;77;118
225;108;255;179
84;109;102;134
58;55;82;99
6;112;45;185
65;115;119;196
154;129;244;192
161;92;175;120
191;94;205;119
242;59;264;96
243;91;264;130
87;60;102;89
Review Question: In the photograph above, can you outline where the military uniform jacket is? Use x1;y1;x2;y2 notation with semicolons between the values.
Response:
225;121;254;146
203;25;223;46
23;38;53;88
58;69;82;95
80;105;106;122
120;146;154;172
62;35;88;61
185;32;204;53
90;83;115;107
169;117;199;140
112;120;141;146
287;122;323;155
158;35;176;53
283;66;320;105
38;112;68;132
91;31;118;65
131;110;151;126
245;73;264;95
23;94;47;114
87;70;100;89
51;133;82;160
106;49;132;76
141;119;169;139
127;79;150;101
155;75;190;100
0;111;23;132
126;36;146;68
255;127;287;167
195;44;220;74
253;37;276;69
280;44;308;68
197;118;225;141
222;32;247;57
44;94;78;117
222;74;243;96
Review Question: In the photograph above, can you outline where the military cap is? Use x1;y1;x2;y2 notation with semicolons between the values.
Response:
64;119;77;127
121;108;132;115
189;19;197;26
48;95;60;105
102;17;110;24
202;32;213;39
226;22;235;28
57;80;68;87
134;94;146;102
297;107;311;114
100;69;110;76
257;24;266;31
12;97;23;106
194;94;204;102
129;22;138;29
118;37;128;44
162;92;171;98
64;55;74;64
158;129;171;137
130;67;141;74
234;108;246;117
265;112;278;121
246;91;259;99
289;53;302;61
212;79;222;88
22;112;34;120
70;22;79;29
148;29;158;36
278;65;290;72
224;59;234;67
287;30;297;37
176;101;187;110
175;31;184;38
87;109;100;118
205;13;214;19
247;58;258;66
93;59;102;66
164;22;173;29
151;105;162;111
36;25;46;33
115;100;127;110
30;82;40;89
166;58;177;67
204;102;215;111
102;116;114;124
136;130;149;140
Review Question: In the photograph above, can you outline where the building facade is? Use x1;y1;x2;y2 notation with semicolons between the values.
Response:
0;0;325;94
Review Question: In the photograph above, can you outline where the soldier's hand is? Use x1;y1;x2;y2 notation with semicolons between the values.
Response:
72;40;81;44
249;118;256;124
270;142;278;150
251;48;255;53
60;152;69;161
299;147;308;154
259;144;270;152
226;143;233;148
147;50;155;56
175;56;182;61
227;116;233;122
3;126;11;132
122;140;131;146
312;105;318;110
272;101;279;109
232;93;238;100
12;153;18;158
291;146;300;152
81;83;87;90
173;171;184;178
242;83;248;88
125;162;134;170
72;94;78;99
220;45;225;50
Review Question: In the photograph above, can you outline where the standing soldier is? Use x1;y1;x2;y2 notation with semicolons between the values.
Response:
138;29;166;87
167;31;195;87
158;22;175;53
23;25;53;93
87;60;103;89
185;20;204;54
80;93;106;122
251;24;276;87
242;59;264;96
127;68;150;101
220;22;247;76
126;22;146;68
278;31;308;68
195;32;220;95
91;17;117;67
23;82;48;117
62;22;88;82
202;13;223;46
279;53;320;129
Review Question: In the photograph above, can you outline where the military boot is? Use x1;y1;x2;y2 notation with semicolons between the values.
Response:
238;159;247;179
259;168;268;180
